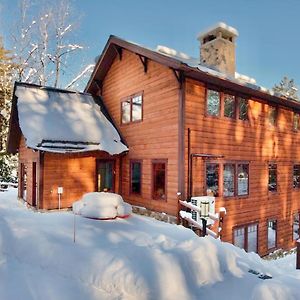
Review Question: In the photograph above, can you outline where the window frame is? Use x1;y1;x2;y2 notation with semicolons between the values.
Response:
205;161;250;198
205;86;249;122
293;112;300;131
293;164;300;189
232;222;259;253
151;159;168;201
129;160;142;195
268;106;278;126
120;92;143;125
268;163;277;192
267;218;278;251
292;211;300;242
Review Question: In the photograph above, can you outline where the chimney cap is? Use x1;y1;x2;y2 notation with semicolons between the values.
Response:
197;22;239;41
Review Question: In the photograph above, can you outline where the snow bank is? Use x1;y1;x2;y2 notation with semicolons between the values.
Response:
0;189;300;300
73;192;132;219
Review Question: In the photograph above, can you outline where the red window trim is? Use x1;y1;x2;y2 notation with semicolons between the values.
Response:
232;222;259;253
205;85;249;122
267;218;278;251
129;159;142;195
151;159;168;201
205;161;250;198
120;91;143;125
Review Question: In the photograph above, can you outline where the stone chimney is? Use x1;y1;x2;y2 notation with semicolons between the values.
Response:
197;22;238;76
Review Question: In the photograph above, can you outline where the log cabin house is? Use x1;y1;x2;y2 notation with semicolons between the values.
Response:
7;23;300;255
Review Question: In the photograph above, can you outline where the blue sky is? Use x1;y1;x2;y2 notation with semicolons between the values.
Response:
1;0;300;90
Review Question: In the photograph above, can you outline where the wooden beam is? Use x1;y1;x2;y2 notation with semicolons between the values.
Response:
137;54;148;73
171;69;184;88
113;45;122;60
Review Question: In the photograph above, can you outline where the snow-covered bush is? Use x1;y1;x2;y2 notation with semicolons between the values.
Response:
73;192;132;219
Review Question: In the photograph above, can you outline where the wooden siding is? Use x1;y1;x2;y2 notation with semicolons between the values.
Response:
100;49;180;216
18;136;40;206
185;78;300;255
41;151;120;210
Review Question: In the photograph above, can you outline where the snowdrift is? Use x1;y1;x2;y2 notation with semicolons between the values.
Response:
72;192;132;219
0;188;300;300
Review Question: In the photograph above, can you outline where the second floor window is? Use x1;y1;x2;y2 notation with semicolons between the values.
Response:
293;113;300;131
121;94;143;124
268;107;277;126
268;164;277;192
238;97;248;121
207;89;220;116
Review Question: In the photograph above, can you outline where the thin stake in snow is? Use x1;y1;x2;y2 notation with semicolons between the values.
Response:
73;212;76;243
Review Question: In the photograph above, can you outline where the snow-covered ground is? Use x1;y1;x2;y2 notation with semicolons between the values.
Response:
0;188;300;300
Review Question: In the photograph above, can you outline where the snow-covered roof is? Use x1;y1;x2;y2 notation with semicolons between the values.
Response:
15;84;128;154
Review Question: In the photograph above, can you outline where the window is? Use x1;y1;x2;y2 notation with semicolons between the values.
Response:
207;89;220;116
238;97;248;121
130;161;142;194
224;94;235;119
293;212;299;241
121;93;143;124
293;113;300;131
206;163;219;196
223;163;249;197
267;220;277;250
152;160;167;200
268;107;277;126
268;164;277;192
233;223;258;253
223;164;235;197
293;165;300;188
237;164;249;196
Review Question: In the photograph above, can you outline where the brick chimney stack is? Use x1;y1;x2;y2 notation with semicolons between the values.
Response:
197;22;238;76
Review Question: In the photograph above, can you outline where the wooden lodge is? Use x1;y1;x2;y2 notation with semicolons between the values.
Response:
7;23;300;255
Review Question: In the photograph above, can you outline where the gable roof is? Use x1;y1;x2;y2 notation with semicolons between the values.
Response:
7;82;128;155
85;35;300;112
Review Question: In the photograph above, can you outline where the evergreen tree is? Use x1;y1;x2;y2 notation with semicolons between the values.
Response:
0;37;16;182
273;76;299;101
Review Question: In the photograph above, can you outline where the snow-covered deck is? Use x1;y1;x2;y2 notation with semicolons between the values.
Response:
0;189;299;300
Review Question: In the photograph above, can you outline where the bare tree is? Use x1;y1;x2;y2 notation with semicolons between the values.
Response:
11;0;86;88
273;76;299;101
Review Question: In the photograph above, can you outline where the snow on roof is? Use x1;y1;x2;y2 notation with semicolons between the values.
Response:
15;84;128;154
197;22;239;39
155;44;260;87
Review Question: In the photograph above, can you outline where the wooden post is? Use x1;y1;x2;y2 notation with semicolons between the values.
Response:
202;218;207;237
296;240;300;269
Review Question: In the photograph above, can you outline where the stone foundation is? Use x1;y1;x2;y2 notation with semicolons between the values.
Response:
132;206;177;224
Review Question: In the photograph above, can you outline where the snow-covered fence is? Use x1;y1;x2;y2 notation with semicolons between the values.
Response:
0;182;18;192
179;198;226;239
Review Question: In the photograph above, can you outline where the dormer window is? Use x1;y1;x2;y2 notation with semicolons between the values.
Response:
206;89;220;116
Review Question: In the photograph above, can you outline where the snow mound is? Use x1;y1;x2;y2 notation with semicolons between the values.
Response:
72;192;132;219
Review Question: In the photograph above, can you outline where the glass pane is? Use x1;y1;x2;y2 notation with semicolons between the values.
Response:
268;220;277;249
247;224;258;253
132;95;142;122
237;164;249;195
234;227;245;250
268;164;277;191
121;100;131;124
238;97;248;120
293;165;300;188
293;213;299;241
206;163;219;196
97;162;113;192
293;113;299;130
153;163;166;200
223;164;235;196
131;162;141;194
224;94;235;119
207;89;220;116
269;107;277;126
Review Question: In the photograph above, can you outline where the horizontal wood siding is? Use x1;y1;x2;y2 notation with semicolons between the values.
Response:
41;151;120;210
18;136;39;206
101;49;179;215
185;78;300;255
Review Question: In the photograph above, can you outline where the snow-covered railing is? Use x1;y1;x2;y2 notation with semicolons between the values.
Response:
179;199;226;239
